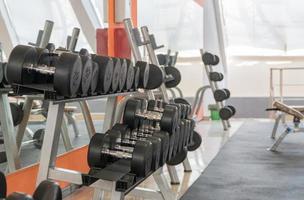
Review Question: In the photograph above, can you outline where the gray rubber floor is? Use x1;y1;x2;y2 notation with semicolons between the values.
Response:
181;121;304;200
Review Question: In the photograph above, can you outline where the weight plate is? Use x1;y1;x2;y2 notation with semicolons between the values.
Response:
166;147;188;166
167;132;175;161
224;88;231;99
160;105;178;135
188;131;202;151
133;66;140;90
92;55;113;94
209;72;224;82
183;120;191;147
214;89;227;102
123;99;141;129
178;121;185;153
174;97;190;105
136;61;150;89
219;107;233;120
132;140;153;177
0;171;6;198
33;129;45;149
214;55;220;65
112;123;130;138
146;136;161;171
54;53;82;97
0;62;3;84
165;67;181;88
157;54;167;66
90;62;99;94
118;58;128;91
145;64;164;89
79;56;93;96
111;58;121;92
88;133;106;168
172;124;180;158
7;45;38;84
36;48;50;66
153;131;170;167
125;59;134;90
227;105;236;116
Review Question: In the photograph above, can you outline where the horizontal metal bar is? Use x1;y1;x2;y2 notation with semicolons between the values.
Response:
129;187;163;199
48;168;83;185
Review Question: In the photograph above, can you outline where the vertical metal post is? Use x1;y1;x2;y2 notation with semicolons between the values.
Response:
0;93;21;172
67;27;80;51
36;102;65;185
79;101;96;138
38;20;54;48
16;96;34;150
271;113;282;139
141;26;192;173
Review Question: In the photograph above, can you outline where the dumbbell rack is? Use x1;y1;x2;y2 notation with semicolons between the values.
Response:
123;18;192;185
0;87;21;172
200;49;231;131
26;87;176;200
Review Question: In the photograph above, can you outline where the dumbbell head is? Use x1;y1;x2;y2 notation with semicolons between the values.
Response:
209;72;224;82
33;180;62;200
88;132;153;177
91;54;113;94
112;123;161;171
219;105;235;120
224;88;230;99
124;59;135;91
111;58;122;92
227;105;236;116
0;171;6;198
133;66;140;90
123;99;179;135
157;54;167;66
145;64;164;90
89;62;99;94
188;131;202;151
78;55;93;96
173;98;191;118
164;66;181;88
118;58;128;91
6;193;34;200
202;52;220;65
136;61;150;89
46;43;56;53
214;89;230;102
166;146;188;166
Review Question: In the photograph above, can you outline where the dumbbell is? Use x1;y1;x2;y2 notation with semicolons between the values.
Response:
10;102;24;126
78;48;98;95
214;89;231;102
164;66;181;88
0;138;7;163
209;72;224;82
202;52;220;66
7;45;82;97
219;105;236;120
123;99;178;160
1;170;62;200
110;58;122;92
118;58;128;92
88;132;153;177
123;59;135;91
91;54;114;94
133;65;140;90
111;124;162;170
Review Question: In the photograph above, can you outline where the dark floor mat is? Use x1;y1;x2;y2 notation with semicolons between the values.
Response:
181;121;304;200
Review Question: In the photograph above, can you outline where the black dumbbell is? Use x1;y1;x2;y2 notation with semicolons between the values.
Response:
219;105;236;120
164;66;181;88
124;59;135;91
77;50;93;96
202;52;220;66
214;89;230;102
1;62;9;86
7;45;82;97
123;99;179;135
209;72;224;82
145;64;164;90
111;124;162;170
173;98;192;119
88;132;153;177
89;62;99;95
33;180;62;200
0;171;6;198
110;57;122;92
118;58;128;92
0;139;7;164
91;54;114;94
133;65;140;90
135;61;150;89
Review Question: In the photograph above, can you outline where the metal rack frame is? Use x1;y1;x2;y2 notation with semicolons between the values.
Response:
200;49;231;131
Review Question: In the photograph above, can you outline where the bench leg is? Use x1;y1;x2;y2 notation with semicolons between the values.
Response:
269;128;291;151
271;113;283;139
